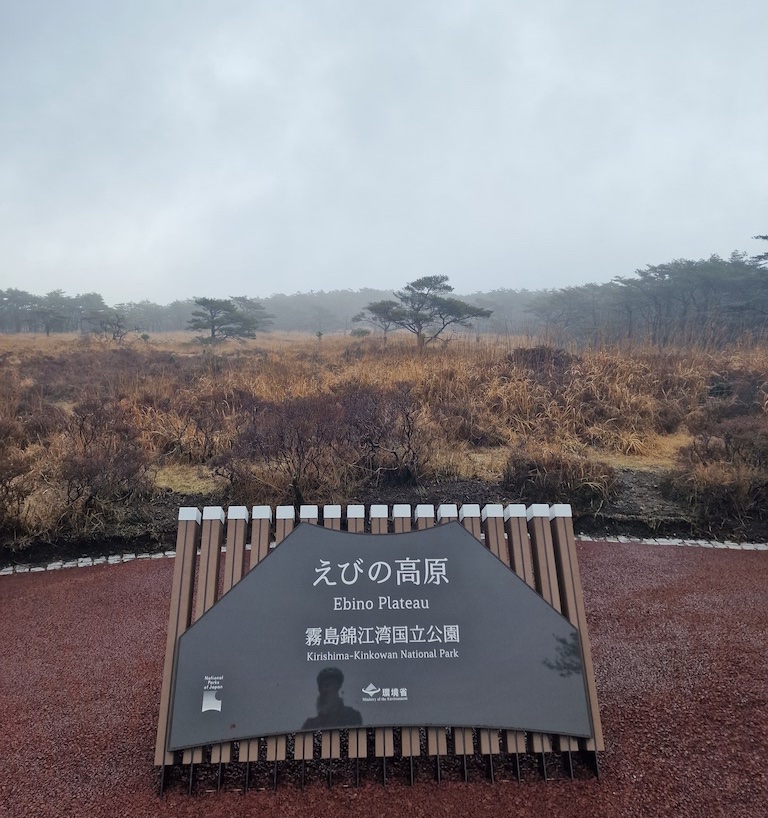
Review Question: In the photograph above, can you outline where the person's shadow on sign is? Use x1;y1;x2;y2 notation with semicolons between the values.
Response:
301;667;363;730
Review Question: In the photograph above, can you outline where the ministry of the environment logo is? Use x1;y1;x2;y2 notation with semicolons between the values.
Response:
202;674;223;712
362;682;408;702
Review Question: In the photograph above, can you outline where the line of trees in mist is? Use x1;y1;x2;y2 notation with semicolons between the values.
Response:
2;242;766;347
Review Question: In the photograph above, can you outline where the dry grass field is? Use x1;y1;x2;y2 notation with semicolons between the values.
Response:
2;331;768;557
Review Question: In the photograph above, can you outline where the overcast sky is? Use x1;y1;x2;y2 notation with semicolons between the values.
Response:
1;0;766;305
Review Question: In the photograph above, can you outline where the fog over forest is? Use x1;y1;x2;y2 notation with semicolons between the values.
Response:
3;237;768;348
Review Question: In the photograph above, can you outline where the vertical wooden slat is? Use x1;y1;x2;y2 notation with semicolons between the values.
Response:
417;503;445;758
211;507;249;765
195;507;225;619
262;506;293;763
453;727;474;756
346;504;365;534
323;504;342;531
345;505;368;758
293;732;314;761
249;506;273;568
347;726;368;759
266;735;287;762
481;504;508;565
184;507;225;766
275;505;295;543
477;504;508;758
504;504;535;588
414;504;435;530
502;504;533;753
241;506;272;764
455;504;482;759
318;506;343;761
401;726;422;757
221;507;248;591
369;504;388;535
321;730;341;760
370;505;394;760
549;505;605;752
437;503;459;524
479;729;501;756
527;504;563;755
459;503;482;539
505;730;527;753
392;504;411;534
527;505;561;611
392;506;420;758
155;508;201;766
300;504;319;525
427;727;448;756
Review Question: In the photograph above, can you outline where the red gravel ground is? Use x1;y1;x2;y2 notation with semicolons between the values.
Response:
2;542;767;818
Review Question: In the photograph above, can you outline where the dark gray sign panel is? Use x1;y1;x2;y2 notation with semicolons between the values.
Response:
167;522;592;750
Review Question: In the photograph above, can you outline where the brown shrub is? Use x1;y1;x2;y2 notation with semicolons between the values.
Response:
501;442;617;513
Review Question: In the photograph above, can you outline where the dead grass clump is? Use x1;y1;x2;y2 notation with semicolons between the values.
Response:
501;442;617;513
665;414;768;534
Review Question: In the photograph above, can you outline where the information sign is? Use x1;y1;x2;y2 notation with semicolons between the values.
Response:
167;522;593;750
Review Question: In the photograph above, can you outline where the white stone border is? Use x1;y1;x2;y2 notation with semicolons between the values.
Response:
575;534;768;551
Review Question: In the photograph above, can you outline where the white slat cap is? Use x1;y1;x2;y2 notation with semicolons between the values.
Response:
437;503;459;520
550;504;572;519
324;505;342;519
504;504;527;519
227;506;249;520
251;505;272;520
347;505;365;519
392;504;411;518
276;506;295;520
370;504;388;519
459;503;481;520
415;504;435;519
202;506;225;522
526;504;551;520
178;507;201;522
299;504;319;519
481;503;504;520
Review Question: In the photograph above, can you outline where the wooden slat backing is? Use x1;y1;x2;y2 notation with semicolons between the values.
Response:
211;507;249;765
417;503;450;758
499;504;533;755
241;506;272;764
482;504;508;567
156;501;603;768
320;506;343;762
275;505;295;543
451;504;481;758
392;505;420;759
184;507;225;766
549;505;605;752
526;504;562;755
265;506;293;763
345;505;368;759
370;505;395;759
481;504;511;757
250;506;272;568
504;505;535;587
154;508;201;766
